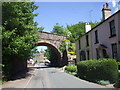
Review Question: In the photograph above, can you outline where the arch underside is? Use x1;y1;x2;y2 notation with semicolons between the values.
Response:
37;42;62;67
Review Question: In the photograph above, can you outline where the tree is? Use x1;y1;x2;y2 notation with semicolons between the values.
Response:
38;26;44;31
67;22;100;43
67;22;85;43
51;23;71;37
2;2;39;79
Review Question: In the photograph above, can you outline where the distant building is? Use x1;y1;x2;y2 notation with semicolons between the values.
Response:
33;53;41;62
76;3;120;62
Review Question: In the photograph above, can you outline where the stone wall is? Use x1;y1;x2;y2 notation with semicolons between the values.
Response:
39;31;66;48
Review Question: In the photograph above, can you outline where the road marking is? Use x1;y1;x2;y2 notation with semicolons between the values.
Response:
23;70;36;88
44;69;52;88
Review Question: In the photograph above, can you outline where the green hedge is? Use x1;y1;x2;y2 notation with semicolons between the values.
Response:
77;58;118;83
117;62;120;70
65;66;77;73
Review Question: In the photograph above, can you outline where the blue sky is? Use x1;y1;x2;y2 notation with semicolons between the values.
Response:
34;2;119;51
34;2;118;32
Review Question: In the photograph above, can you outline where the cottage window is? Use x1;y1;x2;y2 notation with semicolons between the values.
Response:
112;43;117;59
95;30;99;44
109;20;116;37
86;34;89;46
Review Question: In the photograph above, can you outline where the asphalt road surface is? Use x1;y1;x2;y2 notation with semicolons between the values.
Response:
25;63;108;88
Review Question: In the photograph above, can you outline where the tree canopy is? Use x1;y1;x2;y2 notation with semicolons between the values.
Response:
51;23;71;37
2;2;39;79
50;22;100;53
67;22;100;43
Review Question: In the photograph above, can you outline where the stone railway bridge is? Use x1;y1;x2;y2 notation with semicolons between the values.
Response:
11;31;68;77
37;31;68;67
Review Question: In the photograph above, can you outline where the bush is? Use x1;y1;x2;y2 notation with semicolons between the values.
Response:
77;58;118;83
96;80;110;85
117;62;120;70
65;66;77;73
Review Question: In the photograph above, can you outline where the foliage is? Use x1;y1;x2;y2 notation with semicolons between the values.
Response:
96;80;110;85
31;47;39;55
77;58;118;83
44;48;59;66
67;22;100;43
51;23;71;37
67;22;85;43
65;66;77;73
38;26;44;31
68;43;76;52
44;48;51;60
117;62;120;70
33;60;37;65
51;22;100;52
59;40;67;51
0;80;6;84
2;2;39;79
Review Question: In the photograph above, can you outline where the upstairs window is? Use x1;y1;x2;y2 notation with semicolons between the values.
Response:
86;34;89;46
109;20;116;37
78;39;81;50
95;30;99;44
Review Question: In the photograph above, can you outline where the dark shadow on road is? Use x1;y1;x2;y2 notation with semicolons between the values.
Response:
28;66;54;69
9;64;60;81
10;68;34;81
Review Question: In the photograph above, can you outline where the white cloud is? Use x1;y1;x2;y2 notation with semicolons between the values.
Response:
111;0;116;7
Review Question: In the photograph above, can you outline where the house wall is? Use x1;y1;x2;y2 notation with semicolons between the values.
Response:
91;13;119;59
117;12;120;61
76;32;92;62
76;11;120;61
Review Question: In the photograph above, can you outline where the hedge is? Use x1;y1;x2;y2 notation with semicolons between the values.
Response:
77;58;118;83
117;62;120;70
65;66;77;73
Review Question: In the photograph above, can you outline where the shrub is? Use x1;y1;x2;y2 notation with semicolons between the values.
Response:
96;80;110;85
117;62;120;70
77;58;118;83
65;66;77;73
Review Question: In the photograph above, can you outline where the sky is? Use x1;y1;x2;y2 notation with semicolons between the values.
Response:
34;1;119;51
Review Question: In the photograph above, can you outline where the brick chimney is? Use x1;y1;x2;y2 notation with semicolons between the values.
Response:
85;23;91;33
102;3;111;20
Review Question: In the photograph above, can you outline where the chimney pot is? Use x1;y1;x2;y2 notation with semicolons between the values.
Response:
102;3;111;20
85;23;91;33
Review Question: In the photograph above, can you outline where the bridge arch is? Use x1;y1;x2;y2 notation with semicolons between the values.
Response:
37;40;62;67
37;31;68;67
